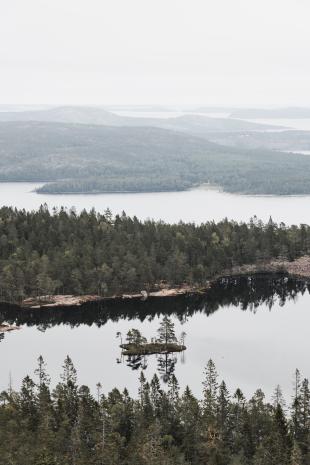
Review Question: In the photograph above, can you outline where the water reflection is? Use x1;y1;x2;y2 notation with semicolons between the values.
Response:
157;353;177;383
126;354;148;371
117;352;178;382
1;273;310;397
117;317;184;382
0;274;308;334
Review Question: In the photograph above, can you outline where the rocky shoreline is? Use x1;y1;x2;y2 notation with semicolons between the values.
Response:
0;324;20;333
21;285;204;309
17;256;310;310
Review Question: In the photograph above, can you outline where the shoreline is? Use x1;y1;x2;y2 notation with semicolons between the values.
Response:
0;324;20;333
20;285;206;309
16;256;310;310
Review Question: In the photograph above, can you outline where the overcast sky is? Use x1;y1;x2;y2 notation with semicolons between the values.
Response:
1;0;310;105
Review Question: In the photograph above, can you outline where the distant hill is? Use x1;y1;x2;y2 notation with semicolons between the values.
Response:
205;130;310;152
1;121;310;195
0;105;284;133
0;106;122;125
230;107;310;119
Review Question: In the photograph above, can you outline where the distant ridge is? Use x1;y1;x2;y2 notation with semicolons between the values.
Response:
0;105;285;133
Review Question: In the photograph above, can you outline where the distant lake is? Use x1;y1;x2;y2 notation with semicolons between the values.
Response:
114;110;310;132
242;118;310;131
2;182;310;225
113;110;231;119
1;276;309;400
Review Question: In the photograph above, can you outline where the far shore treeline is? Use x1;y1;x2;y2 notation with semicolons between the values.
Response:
0;205;309;303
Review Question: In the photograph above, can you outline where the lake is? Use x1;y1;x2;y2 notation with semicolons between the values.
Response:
2;182;310;225
1;275;309;401
2;115;310;401
113;109;310;131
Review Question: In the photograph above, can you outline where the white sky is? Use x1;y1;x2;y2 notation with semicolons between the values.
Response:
1;0;310;105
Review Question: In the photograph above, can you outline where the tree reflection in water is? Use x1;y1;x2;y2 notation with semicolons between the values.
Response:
0;274;308;344
157;352;177;383
119;350;178;382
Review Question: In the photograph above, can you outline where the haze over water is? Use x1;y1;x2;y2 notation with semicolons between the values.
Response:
2;112;310;226
2;182;310;226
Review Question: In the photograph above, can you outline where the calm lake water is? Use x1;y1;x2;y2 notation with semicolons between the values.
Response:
1;276;309;400
2;182;310;225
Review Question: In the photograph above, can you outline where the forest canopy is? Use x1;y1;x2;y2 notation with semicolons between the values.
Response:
0;206;309;303
1;355;309;465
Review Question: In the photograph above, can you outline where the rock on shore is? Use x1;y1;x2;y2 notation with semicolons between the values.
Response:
21;285;201;309
22;295;103;308
0;324;20;333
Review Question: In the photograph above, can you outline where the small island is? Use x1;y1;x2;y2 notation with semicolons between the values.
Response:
117;317;186;356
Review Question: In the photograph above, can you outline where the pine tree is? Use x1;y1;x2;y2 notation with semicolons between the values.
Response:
35;355;51;389
157;316;177;345
150;373;162;413
231;388;246;455
202;359;219;423
291;369;302;442
179;386;201;464
217;380;232;448
272;384;286;409
168;374;180;405
138;371;146;406
20;375;38;431
299;377;310;456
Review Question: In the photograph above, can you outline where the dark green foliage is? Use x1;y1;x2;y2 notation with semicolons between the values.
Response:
1;356;309;465
157;316;177;345
0;207;309;303
125;329;147;345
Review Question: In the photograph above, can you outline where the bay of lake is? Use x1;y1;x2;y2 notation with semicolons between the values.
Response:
1;182;310;225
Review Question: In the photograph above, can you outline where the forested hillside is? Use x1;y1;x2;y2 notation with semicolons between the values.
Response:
0;356;308;465
1;122;310;194
0;206;309;302
206;130;310;152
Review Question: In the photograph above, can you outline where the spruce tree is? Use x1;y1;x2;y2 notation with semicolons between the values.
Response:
157;316;177;345
202;359;219;423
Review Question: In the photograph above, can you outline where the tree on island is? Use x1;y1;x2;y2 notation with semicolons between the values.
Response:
126;328;147;346
157;316;177;346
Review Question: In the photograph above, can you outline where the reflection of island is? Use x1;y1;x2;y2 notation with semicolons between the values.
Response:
117;317;186;382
